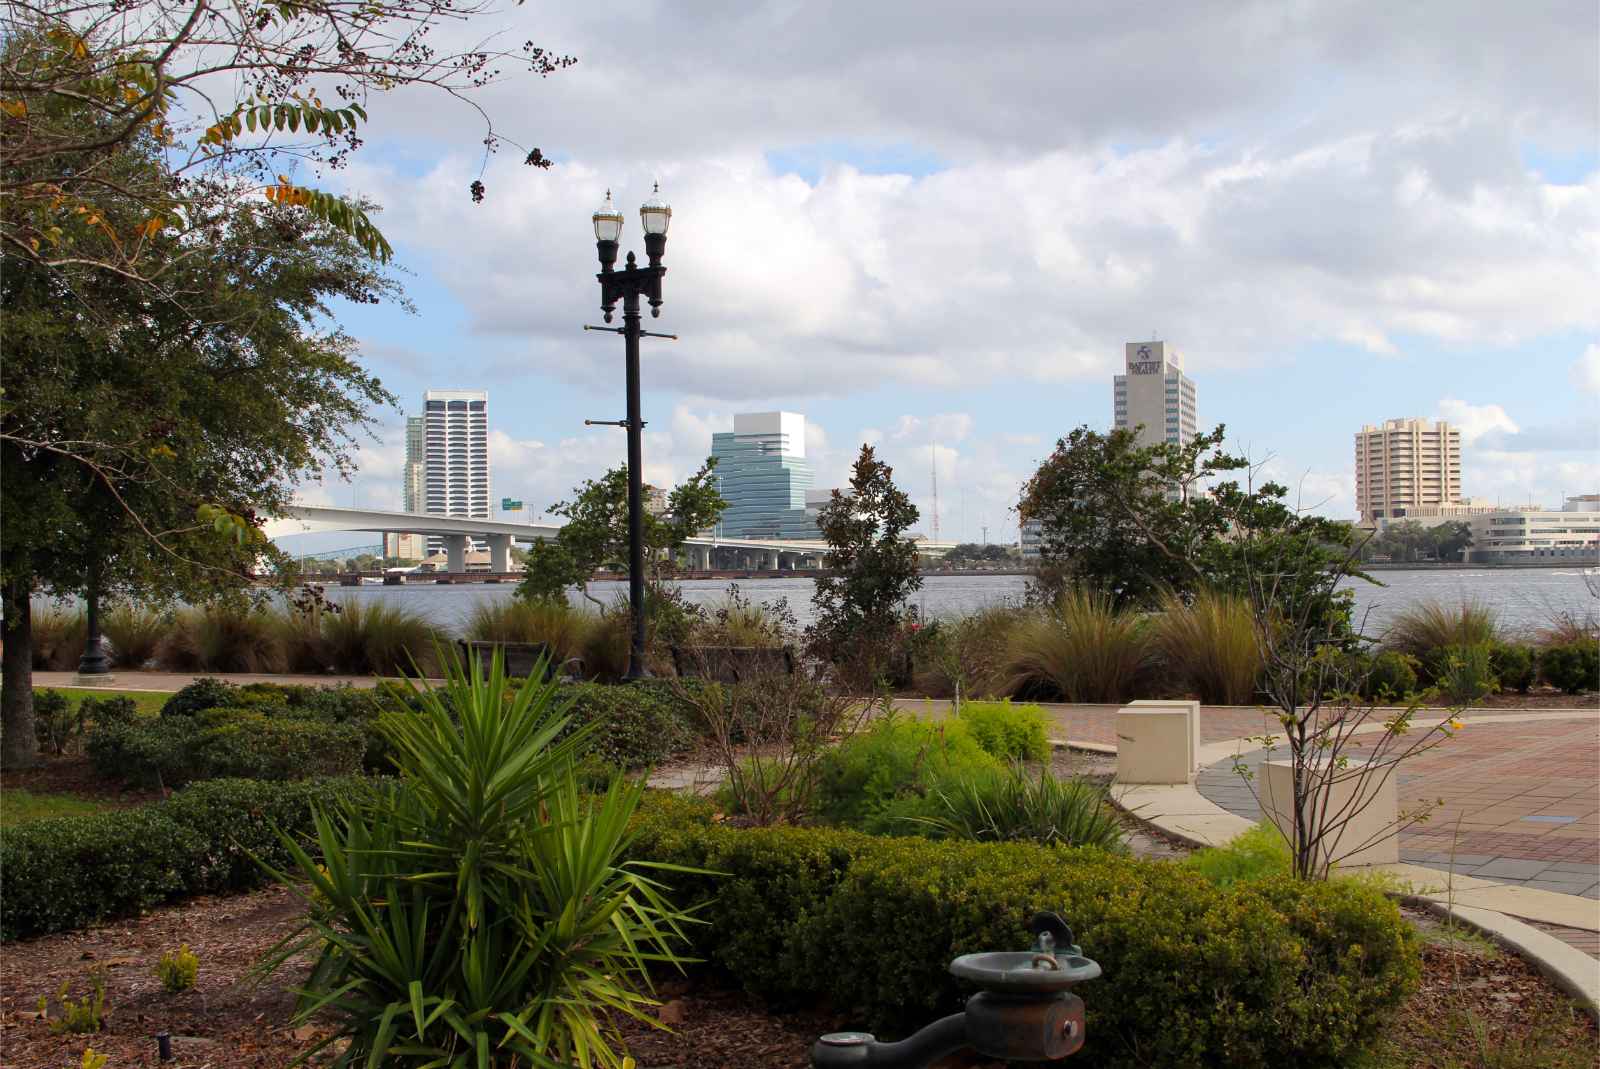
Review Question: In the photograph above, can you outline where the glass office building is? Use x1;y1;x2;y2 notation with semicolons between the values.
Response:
710;412;820;539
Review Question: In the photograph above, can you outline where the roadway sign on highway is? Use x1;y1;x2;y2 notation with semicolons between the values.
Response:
502;498;523;511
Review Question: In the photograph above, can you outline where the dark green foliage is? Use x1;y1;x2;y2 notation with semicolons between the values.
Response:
1362;650;1421;702
553;680;697;769
160;677;237;718
1489;643;1538;694
0;776;371;941
814;715;1002;832
77;694;138;728
809;445;923;683
627;797;1419;1067
31;688;79;754
88;709;363;787
1540;642;1599;694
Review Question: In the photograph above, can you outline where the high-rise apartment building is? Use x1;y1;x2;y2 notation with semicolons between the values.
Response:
1113;340;1197;448
710;412;819;539
422;390;490;553
1354;418;1462;526
402;415;425;513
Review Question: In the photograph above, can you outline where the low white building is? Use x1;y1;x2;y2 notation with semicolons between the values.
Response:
1466;497;1600;564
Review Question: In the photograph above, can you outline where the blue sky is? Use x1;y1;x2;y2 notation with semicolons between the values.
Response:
276;1;1598;554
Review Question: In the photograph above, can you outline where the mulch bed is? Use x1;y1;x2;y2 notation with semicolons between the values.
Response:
4;754;163;806
3;889;1595;1069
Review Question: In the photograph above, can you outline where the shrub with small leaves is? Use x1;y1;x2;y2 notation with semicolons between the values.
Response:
956;700;1050;761
32;689;82;755
1488;643;1537;694
79;695;138;729
1540;642;1599;694
39;968;107;1033
79;1049;109;1069
154;944;199;992
1362;650;1420;702
1428;644;1497;704
159;678;237;718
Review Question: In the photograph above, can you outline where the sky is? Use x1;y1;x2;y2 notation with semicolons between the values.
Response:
279;0;1598;554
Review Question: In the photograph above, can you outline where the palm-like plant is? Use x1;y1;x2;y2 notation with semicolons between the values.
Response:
260;650;696;1068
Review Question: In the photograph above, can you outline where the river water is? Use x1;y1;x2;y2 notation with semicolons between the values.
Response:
320;568;1596;639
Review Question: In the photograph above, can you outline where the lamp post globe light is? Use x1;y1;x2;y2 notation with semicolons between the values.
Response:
590;184;671;679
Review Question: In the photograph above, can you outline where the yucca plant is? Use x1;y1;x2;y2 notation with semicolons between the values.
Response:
922;764;1126;851
102;603;169;669
1383;599;1499;661
1154;588;1263;705
30;602;86;671
160;604;283;673
1003;588;1152;703
464;598;594;663
259;650;697;1068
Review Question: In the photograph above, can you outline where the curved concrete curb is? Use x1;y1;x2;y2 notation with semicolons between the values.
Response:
1404;899;1600;1023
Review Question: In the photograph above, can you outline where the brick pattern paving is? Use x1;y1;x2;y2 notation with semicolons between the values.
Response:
1522;918;1600;958
1196;716;1600;898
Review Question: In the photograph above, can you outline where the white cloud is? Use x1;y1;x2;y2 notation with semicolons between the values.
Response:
1435;399;1519;444
1571;343;1600;394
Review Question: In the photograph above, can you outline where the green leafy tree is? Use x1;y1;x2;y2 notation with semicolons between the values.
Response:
809;445;922;677
1;123;398;767
1;1;573;278
517;461;728;606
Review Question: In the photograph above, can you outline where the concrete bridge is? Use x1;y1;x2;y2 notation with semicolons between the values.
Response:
264;504;953;573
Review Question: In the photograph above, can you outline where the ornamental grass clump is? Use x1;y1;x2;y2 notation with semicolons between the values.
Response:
161;604;282;673
1155;588;1263;705
102;604;167;669
923;764;1126;851
316;597;439;676
1003;588;1152;703
30;602;86;671
259;652;695;1068
465;597;595;663
1383;598;1499;668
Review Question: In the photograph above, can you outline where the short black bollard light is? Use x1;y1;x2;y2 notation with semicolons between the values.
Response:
812;912;1100;1068
155;1031;173;1062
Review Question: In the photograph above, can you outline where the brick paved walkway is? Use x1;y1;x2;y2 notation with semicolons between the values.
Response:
1196;715;1600;898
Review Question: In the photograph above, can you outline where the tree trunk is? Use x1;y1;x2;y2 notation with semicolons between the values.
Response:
1;574;38;768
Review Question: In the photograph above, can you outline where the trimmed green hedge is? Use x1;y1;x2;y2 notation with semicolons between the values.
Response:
88;709;365;787
627;794;1419;1069
1;777;374;941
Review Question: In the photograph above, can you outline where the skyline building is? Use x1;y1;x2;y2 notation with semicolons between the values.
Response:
402;415;425;513
710;411;820;539
1354;417;1463;526
422;389;490;553
1113;340;1197;449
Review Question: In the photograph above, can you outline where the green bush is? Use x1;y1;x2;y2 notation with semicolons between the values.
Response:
0;776;371;941
1183;822;1291;887
554;680;697;769
627;797;1419;1067
160;677;237;718
1489;643;1538;694
1428;643;1497;704
956;700;1050;761
88;711;363;787
924;765;1125;850
1362;650;1420;702
189;714;364;782
1540;642;1599;694
814;714;1003;833
154;944;199;992
32;689;80;755
78;695;138;729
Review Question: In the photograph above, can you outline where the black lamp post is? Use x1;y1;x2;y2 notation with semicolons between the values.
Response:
590;186;672;680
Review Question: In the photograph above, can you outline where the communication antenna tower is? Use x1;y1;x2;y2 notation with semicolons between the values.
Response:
930;442;940;543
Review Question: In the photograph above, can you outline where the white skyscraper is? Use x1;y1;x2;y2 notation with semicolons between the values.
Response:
1113;340;1197;448
422;390;490;553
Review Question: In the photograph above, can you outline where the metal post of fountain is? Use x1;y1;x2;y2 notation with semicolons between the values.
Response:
811;912;1101;1068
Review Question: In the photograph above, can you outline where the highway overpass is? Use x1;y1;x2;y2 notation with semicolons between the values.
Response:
264;504;953;572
